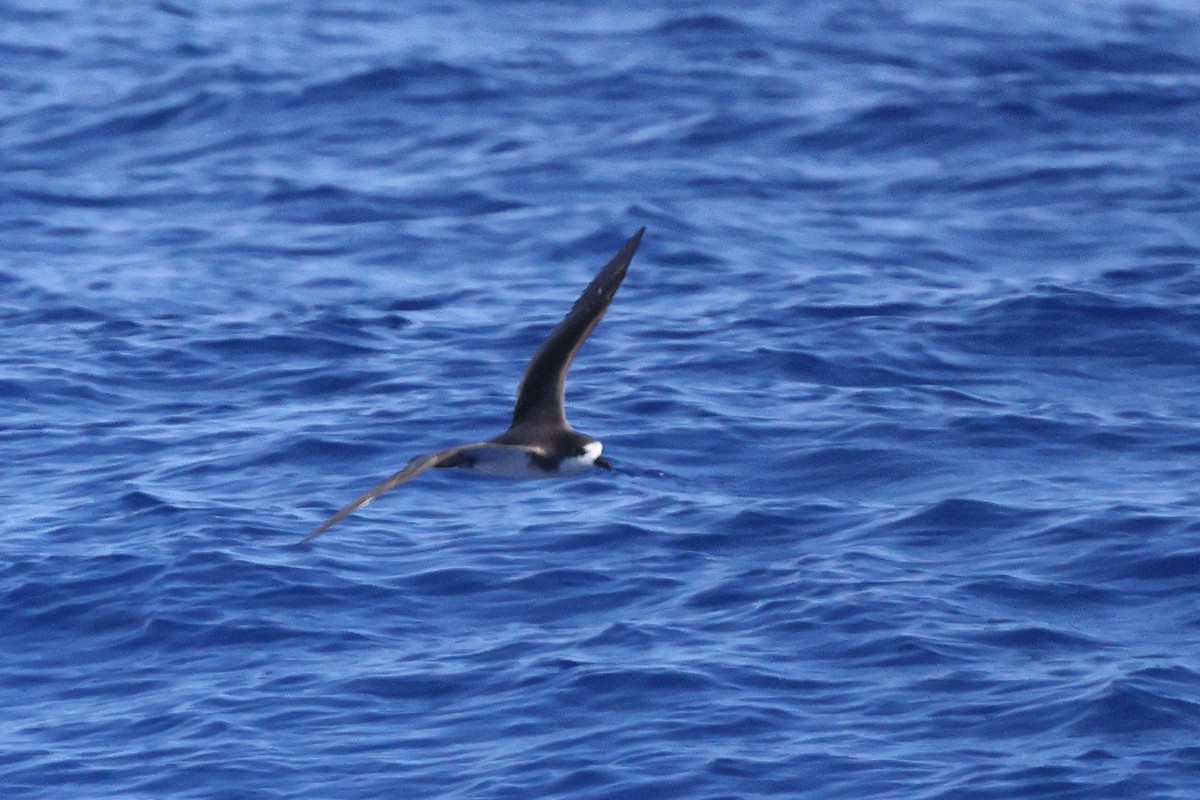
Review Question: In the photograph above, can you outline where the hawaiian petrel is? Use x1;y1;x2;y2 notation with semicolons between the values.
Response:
298;228;644;545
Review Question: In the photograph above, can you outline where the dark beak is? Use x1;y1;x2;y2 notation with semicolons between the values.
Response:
594;456;612;470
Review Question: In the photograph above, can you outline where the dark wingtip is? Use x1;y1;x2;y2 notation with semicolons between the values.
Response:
294;521;333;548
609;227;644;268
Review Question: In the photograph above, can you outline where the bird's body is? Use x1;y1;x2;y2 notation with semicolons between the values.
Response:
298;228;644;545
446;438;605;480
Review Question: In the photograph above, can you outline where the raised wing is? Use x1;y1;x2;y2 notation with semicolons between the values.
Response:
510;228;644;428
296;443;484;546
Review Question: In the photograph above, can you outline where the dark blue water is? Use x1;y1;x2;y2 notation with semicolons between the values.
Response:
4;1;1200;797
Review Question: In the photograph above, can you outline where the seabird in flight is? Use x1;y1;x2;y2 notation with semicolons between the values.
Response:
298;228;644;545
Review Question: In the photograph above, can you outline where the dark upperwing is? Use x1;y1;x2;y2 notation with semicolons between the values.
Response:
295;443;485;546
508;228;644;429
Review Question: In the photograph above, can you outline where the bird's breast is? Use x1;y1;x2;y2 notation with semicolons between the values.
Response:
464;442;602;479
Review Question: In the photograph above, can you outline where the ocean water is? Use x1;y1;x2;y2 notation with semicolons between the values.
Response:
3;1;1200;797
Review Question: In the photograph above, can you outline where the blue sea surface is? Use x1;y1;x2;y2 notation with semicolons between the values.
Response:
4;1;1200;797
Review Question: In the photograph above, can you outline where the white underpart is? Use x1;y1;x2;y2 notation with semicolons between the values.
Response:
466;441;602;479
557;440;604;477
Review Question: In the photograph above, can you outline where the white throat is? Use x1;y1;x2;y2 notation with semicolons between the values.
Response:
553;440;603;477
